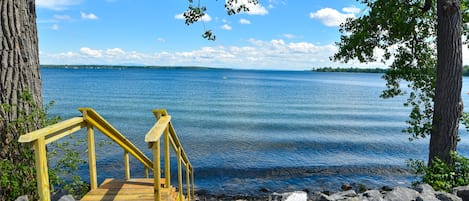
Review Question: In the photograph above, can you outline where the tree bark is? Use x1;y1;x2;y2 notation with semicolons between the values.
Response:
430;0;463;165
0;0;42;199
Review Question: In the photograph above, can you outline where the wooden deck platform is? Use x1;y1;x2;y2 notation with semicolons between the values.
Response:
81;178;179;201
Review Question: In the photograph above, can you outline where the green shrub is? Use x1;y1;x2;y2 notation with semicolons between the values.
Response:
408;152;469;192
0;90;89;200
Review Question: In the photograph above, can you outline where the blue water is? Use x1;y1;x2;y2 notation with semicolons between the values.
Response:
41;67;469;195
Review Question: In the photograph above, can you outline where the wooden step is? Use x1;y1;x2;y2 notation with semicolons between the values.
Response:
80;178;179;201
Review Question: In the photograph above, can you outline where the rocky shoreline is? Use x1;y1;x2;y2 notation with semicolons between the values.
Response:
195;184;469;201
15;184;469;201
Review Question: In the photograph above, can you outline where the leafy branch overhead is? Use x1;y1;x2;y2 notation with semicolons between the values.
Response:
183;0;259;40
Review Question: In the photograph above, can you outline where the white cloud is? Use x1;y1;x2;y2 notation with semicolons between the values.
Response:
54;15;72;21
174;13;184;20
239;18;251;24
174;13;211;22
80;47;103;58
36;0;82;10
81;12;99;20
51;24;60;30
157;38;166;43
342;6;360;14
41;39;377;70
226;0;269;15
310;8;355;27
221;24;232;30
283;34;295;39
105;48;125;56
201;14;212;22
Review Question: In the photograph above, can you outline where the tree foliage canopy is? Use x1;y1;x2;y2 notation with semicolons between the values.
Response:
333;0;469;140
183;0;259;40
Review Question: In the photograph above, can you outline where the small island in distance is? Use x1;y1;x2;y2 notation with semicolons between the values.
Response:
312;67;387;73
312;66;469;76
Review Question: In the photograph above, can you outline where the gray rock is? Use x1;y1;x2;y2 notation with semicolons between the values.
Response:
453;186;469;201
329;190;358;200
415;184;436;195
57;195;75;201
363;190;384;201
14;195;29;201
436;192;462;201
384;187;419;201
343;197;360;201
313;193;334;201
416;193;439;201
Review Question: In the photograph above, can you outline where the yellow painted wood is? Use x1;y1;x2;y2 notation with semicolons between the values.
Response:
124;151;130;180
145;116;171;143
34;137;50;201
20;108;193;201
79;108;153;171
164;128;171;188
167;122;191;167
153;140;161;201
152;108;194;201
186;166;191;201
45;122;86;144
19;117;84;142
145;167;149;178
191;171;195;199
87;125;98;190
177;147;183;201
81;178;177;201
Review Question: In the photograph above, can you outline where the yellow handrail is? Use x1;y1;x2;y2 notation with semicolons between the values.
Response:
79;108;153;171
18;108;195;201
145;109;194;201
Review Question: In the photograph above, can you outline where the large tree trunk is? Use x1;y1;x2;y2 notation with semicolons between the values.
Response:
0;0;42;199
430;0;463;166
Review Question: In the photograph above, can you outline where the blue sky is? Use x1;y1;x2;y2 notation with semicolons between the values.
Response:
35;0;469;70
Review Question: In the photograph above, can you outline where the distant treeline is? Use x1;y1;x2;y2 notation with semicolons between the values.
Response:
312;67;387;73
314;66;469;76
40;64;225;70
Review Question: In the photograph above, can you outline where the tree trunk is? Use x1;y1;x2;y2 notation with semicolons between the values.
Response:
430;0;463;166
0;0;42;199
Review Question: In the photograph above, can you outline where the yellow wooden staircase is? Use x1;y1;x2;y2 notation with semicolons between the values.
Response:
18;108;194;201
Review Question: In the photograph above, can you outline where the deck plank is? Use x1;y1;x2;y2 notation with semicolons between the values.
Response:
80;178;178;201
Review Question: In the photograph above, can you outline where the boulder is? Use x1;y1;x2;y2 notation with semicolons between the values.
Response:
363;190;384;201
416;193;439;201
436;192;463;201
415;184;436;195
384;187;419;201
453;186;469;201
311;192;333;201
284;191;308;201
342;183;353;191
328;190;357;200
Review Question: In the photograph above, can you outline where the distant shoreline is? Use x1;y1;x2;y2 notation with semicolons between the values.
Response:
40;65;469;76
40;64;231;71
312;67;387;74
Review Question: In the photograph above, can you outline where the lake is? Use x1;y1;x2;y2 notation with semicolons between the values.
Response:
41;67;469;195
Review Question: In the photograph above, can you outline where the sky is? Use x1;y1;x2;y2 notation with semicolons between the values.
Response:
35;0;469;70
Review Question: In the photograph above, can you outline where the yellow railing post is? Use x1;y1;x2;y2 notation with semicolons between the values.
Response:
164;127;171;188
124;151;130;180
177;147;183;201
145;167;149;178
186;166;191;201
34;137;50;201
152;140;161;201
191;169;195;199
86;125;98;190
